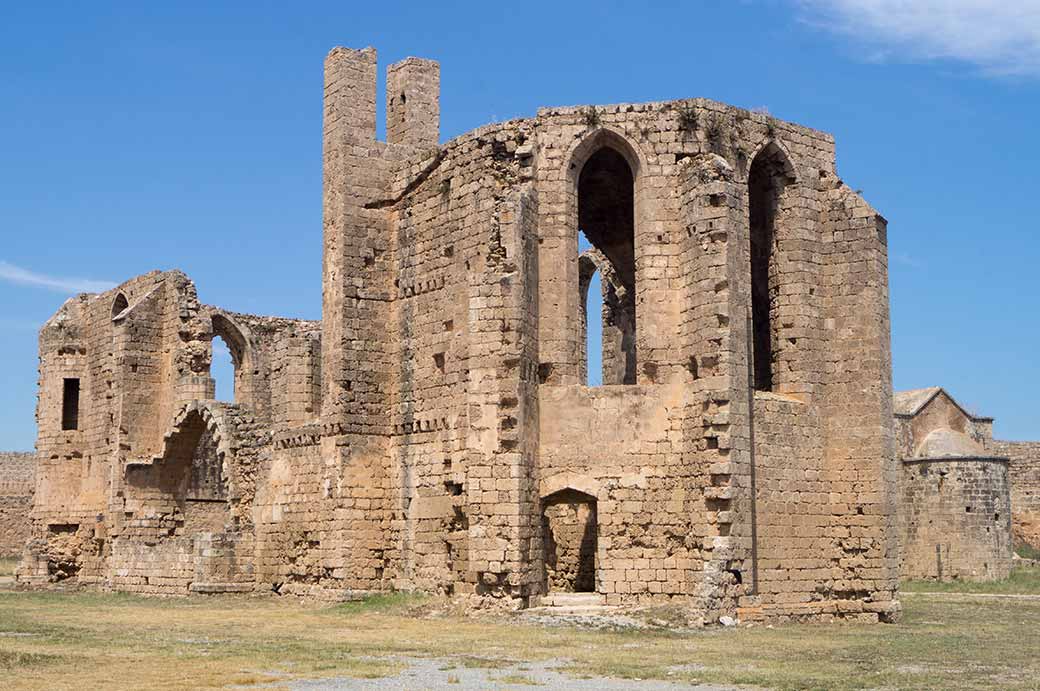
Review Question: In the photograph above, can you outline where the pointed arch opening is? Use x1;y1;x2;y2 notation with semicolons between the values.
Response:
210;313;251;406
748;142;794;392
576;142;637;385
111;293;129;320
211;336;235;402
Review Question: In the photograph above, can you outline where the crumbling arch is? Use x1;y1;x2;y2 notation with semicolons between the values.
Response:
127;401;237;496
568;128;643;385
124;401;240;536
540;473;602;502
747;140;796;392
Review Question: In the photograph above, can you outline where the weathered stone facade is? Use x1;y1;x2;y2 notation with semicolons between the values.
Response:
894;388;1012;581
993;440;1040;550
0;452;35;558
20;45;903;623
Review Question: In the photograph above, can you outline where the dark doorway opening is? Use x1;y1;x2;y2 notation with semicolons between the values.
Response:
542;489;597;593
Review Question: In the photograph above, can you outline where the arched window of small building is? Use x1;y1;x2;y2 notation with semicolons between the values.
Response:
577;145;636;385
111;293;129;320
747;142;793;392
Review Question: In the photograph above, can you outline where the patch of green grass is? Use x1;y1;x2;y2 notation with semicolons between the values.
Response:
0;558;18;577
1014;541;1040;561
456;655;515;669
331;591;427;615
495;673;543;685
0;649;67;671
901;565;1040;595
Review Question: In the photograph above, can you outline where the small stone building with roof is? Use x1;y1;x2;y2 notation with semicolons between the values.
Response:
894;387;1012;581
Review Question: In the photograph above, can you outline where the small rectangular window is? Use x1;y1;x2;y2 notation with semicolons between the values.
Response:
62;378;80;431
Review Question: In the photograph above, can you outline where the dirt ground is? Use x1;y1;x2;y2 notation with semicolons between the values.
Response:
2;568;1040;690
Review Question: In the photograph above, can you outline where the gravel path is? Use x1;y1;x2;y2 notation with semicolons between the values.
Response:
274;656;735;690
901;591;1040;599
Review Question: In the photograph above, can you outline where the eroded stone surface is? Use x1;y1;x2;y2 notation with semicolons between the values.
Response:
0;452;35;558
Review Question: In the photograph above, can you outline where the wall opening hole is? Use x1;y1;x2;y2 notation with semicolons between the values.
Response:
748;143;793;392
112;293;129;319
61;378;80;431
211;335;235;402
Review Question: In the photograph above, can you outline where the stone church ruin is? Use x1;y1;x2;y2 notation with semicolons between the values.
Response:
19;45;912;623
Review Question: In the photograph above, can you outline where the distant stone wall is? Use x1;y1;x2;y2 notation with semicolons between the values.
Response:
994;441;1040;549
0;452;36;558
901;458;1012;581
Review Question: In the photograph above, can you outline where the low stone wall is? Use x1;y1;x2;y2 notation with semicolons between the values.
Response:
993;441;1040;549
901;457;1012;581
0;452;36;558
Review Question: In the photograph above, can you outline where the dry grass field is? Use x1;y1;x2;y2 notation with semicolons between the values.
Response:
1;568;1039;690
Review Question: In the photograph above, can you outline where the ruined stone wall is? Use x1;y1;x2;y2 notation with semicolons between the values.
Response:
252;48;443;598
25;269;308;592
538;384;697;602
901;458;1012;580
23;45;901;622
384;120;538;598
751;396;826;607
30;271;179;585
268;330;322;428
994;440;1040;549
812;182;901;620
0;452;35;558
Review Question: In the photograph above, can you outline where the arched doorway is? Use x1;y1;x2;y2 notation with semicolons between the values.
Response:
542;488;598;593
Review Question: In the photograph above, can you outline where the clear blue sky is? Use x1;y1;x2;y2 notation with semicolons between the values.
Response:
2;1;1038;449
